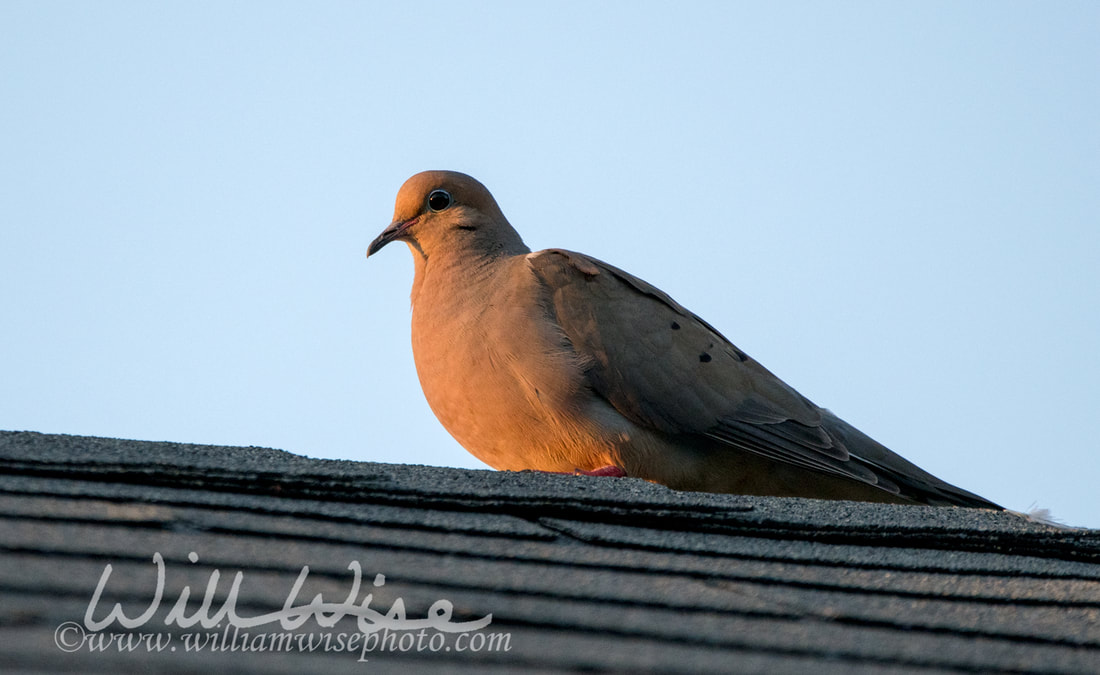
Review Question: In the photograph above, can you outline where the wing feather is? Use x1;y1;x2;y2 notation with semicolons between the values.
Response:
526;248;1000;509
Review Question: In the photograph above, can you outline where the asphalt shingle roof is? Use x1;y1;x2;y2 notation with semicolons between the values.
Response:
1;430;1097;673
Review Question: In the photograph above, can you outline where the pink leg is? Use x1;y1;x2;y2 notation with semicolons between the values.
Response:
530;465;628;478
573;465;628;477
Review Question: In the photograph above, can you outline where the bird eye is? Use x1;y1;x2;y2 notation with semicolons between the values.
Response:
427;189;452;212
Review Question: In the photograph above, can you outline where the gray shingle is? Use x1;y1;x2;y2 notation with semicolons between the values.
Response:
1;430;1097;673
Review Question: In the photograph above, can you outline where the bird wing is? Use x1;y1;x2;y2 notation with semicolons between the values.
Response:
527;248;999;508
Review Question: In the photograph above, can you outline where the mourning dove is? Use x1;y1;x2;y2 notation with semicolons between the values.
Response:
367;170;1001;509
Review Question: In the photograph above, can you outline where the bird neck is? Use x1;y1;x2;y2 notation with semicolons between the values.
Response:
408;237;530;311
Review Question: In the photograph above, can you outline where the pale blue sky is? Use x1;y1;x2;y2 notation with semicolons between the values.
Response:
2;2;1097;526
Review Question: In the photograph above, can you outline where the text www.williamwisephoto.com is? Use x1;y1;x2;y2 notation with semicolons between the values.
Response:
52;552;512;662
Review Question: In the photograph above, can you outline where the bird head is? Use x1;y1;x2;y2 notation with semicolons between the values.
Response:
367;170;527;260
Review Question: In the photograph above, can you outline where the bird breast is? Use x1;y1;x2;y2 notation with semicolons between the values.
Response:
409;256;610;471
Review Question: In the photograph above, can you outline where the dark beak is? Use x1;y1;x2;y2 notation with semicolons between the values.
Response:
367;217;418;257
